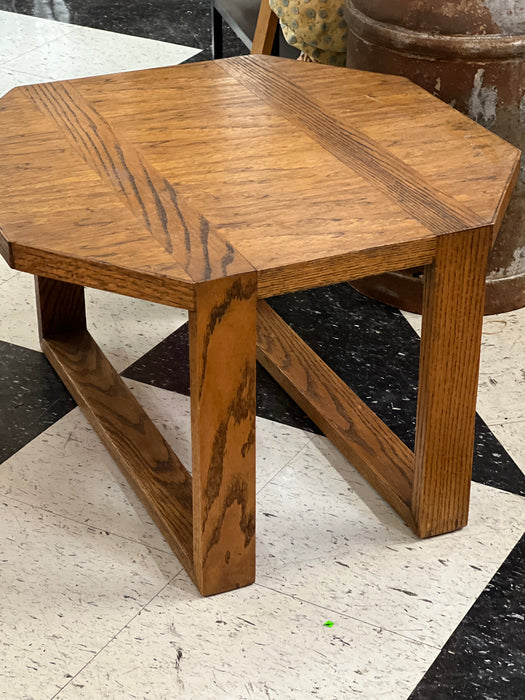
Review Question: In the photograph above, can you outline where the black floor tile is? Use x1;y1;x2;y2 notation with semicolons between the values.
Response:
410;533;525;700
0;340;76;463
123;284;525;497
122;322;320;434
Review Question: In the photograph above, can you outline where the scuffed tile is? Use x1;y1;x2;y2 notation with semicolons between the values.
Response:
0;66;53;97
0;272;41;351
0;381;310;552
256;436;525;649
53;576;438;700
409;534;525;699
477;368;525;426
0;497;181;699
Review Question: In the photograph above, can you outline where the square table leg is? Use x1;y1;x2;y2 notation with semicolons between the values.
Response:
189;273;257;595
35;275;86;338
35;273;257;596
413;229;493;538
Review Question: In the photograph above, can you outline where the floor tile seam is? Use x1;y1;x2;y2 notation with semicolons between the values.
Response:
471;478;525;505
258;512;525;577
255;436;315;495
0;66;56;84
252;582;443;651
0;331;40;353
0;492;176;556
3;24;78;71
0;272;18;285
483;417;525;428
49;570;182;699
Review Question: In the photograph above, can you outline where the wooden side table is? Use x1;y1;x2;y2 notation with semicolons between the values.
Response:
0;56;519;596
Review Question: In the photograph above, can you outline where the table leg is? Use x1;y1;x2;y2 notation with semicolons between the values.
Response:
189;273;257;595
413;229;492;538
35;276;86;338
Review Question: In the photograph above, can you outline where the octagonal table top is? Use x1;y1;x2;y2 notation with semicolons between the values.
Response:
0;55;519;308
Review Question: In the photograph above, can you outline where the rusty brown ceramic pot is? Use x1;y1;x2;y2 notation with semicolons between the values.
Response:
345;0;525;314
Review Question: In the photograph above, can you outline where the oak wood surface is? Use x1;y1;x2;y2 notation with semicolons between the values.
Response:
26;81;253;285
266;59;522;231
219;57;485;234
257;300;416;530
35;276;86;338
0;55;520;594
35;276;194;572
413;228;493;538
190;274;257;595
0;56;519;302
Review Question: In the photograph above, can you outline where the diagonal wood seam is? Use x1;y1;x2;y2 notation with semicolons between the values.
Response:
21;81;254;284
219;56;487;236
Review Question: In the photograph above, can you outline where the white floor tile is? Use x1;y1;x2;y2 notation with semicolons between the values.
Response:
85;288;188;373
0;270;187;370
255;436;525;649
0;270;40;351
0;381;311;554
5;22;200;81
0;9;75;63
477;367;525;425
256;435;404;573
480;308;525;372
0;406;173;552
403;305;525;428
52;576;438;700
477;306;525;425
0;252;18;284
0;497;181;700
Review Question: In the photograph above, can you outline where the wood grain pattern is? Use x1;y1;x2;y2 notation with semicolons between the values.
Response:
35;276;194;571
24;81;253;286
190;273;257;595
0;56;519;595
35;276;86;338
256;238;436;298
19;243;196;310
219;56;486;235
79;65;440;284
251;0;278;55
413;228;493;538
0;57;518;302
257;301;416;530
269;58;521;230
